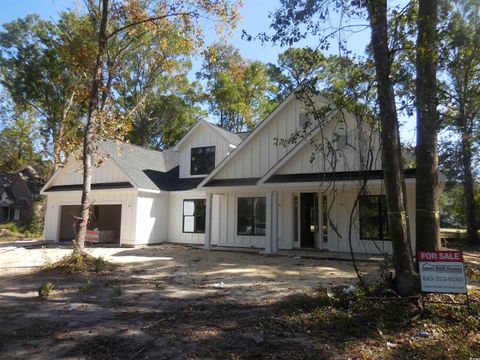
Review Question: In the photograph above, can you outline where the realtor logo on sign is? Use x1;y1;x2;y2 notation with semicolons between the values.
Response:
417;251;467;294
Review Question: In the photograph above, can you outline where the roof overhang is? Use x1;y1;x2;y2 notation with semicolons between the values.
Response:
43;182;134;192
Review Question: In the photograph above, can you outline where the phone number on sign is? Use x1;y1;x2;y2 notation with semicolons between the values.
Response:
422;276;464;282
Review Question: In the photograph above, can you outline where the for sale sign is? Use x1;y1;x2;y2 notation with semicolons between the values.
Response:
417;251;467;294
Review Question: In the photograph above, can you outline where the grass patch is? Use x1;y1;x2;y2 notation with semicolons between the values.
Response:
44;251;116;274
0;222;42;240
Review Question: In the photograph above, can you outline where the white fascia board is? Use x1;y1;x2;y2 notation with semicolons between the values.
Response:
173;120;203;151
44;188;138;196
137;188;162;194
198;92;298;188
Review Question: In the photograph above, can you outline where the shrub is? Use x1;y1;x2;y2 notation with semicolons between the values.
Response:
38;281;54;298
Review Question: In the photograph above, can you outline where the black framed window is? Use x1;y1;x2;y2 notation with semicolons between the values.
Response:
190;146;215;175
359;195;390;240
237;197;266;236
183;199;206;233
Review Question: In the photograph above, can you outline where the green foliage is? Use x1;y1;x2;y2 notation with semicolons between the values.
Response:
0;14;86;165
0;222;41;238
38;281;54;298
198;42;277;132
111;285;123;297
0;110;45;173
93;256;109;273
79;279;95;292
440;182;480;228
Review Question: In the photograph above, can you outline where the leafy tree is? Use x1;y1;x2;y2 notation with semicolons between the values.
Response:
127;92;206;149
0;14;87;166
0;113;43;173
114;18;202;148
198;43;277;132
73;0;241;252
267;47;326;101
264;0;419;295
437;0;480;243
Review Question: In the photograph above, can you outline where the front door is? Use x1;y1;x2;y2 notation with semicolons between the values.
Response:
300;193;318;248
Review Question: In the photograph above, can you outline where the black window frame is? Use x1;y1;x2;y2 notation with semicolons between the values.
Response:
190;146;216;176
237;197;266;236
359;195;391;241
182;199;206;234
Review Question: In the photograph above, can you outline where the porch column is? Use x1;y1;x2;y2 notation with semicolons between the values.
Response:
203;192;213;250
265;190;278;255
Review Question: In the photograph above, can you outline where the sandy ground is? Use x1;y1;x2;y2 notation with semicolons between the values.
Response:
0;240;478;359
0;241;381;359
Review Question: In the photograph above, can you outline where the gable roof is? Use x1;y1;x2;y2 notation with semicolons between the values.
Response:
99;139;206;192
198;91;300;188
98;139;179;191
42;139;207;193
173;119;242;151
0;167;41;200
199;89;382;188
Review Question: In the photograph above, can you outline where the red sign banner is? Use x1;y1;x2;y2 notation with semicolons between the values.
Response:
417;250;463;262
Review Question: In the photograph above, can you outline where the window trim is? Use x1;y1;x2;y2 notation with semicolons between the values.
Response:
182;199;206;234
190;145;216;176
359;194;391;241
236;196;266;237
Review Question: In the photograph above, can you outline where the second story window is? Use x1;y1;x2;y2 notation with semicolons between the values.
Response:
191;146;215;175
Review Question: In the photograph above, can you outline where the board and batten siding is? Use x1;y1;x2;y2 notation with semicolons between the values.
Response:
276;120;382;175
49;155;130;186
214;99;301;180
322;182;416;254
168;192;211;244
135;192;169;245
212;98;381;180
212;191;267;249
178;124;233;179
43;190;137;245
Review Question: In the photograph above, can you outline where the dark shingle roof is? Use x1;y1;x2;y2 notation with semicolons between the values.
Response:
99;139;179;191
98;139;202;192
144;167;205;191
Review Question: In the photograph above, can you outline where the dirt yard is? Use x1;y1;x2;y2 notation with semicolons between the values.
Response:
0;241;378;359
0;241;478;359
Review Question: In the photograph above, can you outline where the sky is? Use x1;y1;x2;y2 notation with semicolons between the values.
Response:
0;0;416;143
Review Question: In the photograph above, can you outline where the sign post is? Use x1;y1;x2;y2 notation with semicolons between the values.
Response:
417;250;469;307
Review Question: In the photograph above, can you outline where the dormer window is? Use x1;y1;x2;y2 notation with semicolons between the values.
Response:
190;146;215;175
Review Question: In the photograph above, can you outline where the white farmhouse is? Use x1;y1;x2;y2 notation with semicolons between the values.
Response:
41;92;417;254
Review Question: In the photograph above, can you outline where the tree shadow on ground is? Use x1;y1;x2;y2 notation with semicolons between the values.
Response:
1;244;478;359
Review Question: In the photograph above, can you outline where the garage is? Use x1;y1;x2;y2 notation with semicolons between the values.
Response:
58;204;122;244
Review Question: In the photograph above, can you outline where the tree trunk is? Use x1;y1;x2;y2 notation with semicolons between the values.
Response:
460;120;478;244
366;0;419;296
415;0;440;252
73;0;109;253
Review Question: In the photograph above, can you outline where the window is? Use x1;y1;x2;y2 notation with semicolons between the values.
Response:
190;146;215;175
13;209;20;220
359;195;390;240
183;199;206;233
237;197;266;236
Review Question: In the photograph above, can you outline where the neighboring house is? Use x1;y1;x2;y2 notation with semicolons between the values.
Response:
41;93;418;254
0;167;42;225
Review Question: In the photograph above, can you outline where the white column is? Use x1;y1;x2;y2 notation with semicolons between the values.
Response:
271;191;278;254
265;190;278;255
203;192;213;250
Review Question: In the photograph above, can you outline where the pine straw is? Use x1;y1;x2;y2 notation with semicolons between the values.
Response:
43;251;116;274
